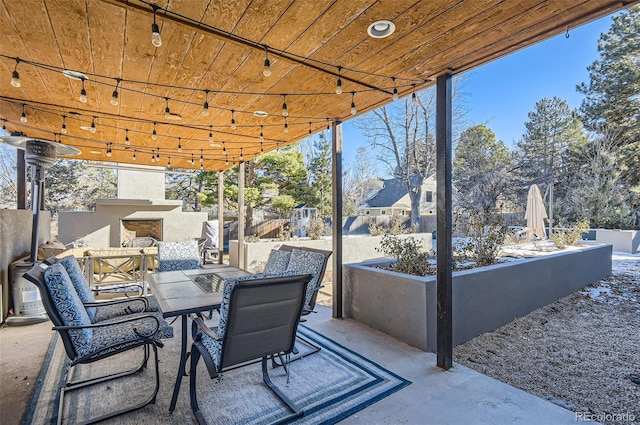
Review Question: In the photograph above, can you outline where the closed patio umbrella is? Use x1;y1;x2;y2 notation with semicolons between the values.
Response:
525;184;548;239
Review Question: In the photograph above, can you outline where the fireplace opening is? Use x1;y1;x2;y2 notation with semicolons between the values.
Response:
120;219;163;246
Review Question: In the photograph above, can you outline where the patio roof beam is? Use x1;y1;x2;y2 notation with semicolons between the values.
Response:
436;72;453;370
98;0;391;95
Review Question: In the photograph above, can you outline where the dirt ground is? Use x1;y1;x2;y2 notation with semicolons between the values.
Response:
454;253;640;425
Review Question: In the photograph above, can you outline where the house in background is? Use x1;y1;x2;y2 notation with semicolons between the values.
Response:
359;175;437;217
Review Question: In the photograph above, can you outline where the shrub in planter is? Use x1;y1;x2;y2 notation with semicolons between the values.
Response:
550;218;590;249
376;234;435;276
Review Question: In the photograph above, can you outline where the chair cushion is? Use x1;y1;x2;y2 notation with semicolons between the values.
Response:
158;241;201;272
92;295;161;322
43;263;93;357
58;255;97;320
263;249;291;274
286;249;326;310
91;311;173;352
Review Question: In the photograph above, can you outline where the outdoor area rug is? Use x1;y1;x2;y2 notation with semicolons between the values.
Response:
22;325;410;424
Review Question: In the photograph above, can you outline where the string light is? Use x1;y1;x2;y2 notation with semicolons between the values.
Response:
208;125;214;145
151;5;162;47
164;97;171;119
177;137;182;153
200;162;204;170
133;150;137;161
200;149;204;163
411;84;418;105
2;119;6;130
152;122;157;140
10;58;21;88
308;122;312;134
225;156;229;165
90;116;96;133
282;94;288;117
79;78;87;103
202;90;210;116
222;142;226;154
239;147;244;161
392;77;398;101
351;92;357;115
336;66;343;94
156;148;160;161
61;115;67;134
259;125;264;143
262;46;271;77
125;128;130;145
230;110;236;130
109;79;119;105
151;151;156;162
326;117;330;130
20;104;27;122
168;156;171;167
190;153;195;164
106;143;112;157
260;141;264;153
284;117;288;133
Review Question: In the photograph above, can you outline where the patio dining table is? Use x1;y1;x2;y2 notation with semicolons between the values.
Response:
147;264;251;412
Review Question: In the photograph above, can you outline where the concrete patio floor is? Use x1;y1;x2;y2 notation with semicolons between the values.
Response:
0;305;585;425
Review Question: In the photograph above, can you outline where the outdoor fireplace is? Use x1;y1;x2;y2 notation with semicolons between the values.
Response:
120;218;163;245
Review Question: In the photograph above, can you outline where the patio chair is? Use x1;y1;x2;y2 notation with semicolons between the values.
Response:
24;262;173;425
46;255;161;323
264;246;332;364
189;273;313;425
157;240;201;272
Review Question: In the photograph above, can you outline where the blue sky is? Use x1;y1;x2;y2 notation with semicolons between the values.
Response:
340;13;614;175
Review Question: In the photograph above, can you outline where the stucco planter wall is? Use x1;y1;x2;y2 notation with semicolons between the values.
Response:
596;229;639;254
229;233;433;280
344;243;612;352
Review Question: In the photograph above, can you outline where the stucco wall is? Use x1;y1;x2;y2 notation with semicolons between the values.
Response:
229;233;433;281
59;202;207;247
0;209;51;322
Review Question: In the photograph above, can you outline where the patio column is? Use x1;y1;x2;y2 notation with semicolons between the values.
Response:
331;120;343;318
17;149;26;209
436;71;453;370
218;170;224;264
238;161;245;269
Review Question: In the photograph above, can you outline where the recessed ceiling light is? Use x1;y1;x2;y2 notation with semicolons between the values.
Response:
253;110;269;117
62;70;89;81
367;20;395;38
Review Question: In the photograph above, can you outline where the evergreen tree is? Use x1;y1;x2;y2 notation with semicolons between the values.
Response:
307;133;332;218
453;125;515;215
577;5;640;185
516;97;587;225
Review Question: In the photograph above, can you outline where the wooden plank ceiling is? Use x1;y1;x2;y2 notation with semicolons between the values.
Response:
1;0;637;171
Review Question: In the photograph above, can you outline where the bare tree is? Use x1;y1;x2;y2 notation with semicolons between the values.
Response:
359;81;466;230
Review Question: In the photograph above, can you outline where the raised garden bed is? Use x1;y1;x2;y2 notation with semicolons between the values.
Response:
344;243;612;352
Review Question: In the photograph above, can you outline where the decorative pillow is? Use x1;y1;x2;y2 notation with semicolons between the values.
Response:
263;249;291;274
286;249;326;310
58;255;97;320
158;241;201;272
43;263;93;356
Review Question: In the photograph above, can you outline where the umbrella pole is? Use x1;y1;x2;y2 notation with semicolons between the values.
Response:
29;165;43;263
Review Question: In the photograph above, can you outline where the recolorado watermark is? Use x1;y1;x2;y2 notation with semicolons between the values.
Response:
576;412;636;422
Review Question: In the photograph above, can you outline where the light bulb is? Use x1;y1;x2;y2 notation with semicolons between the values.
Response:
209;132;213;144
231;111;237;130
106;148;112;157
165;106;171;119
151;22;162;47
61;117;67;134
351;103;357;115
178;141;182;153
336;78;342;95
111;89;119;106
20;112;27;123
11;70;21;88
411;92;418;105
90;119;96;133
284;123;288;133
202;101;209;116
282;99;288;117
79;88;87;103
133;151;137;161
151;155;156;163
393;87;398;101
263;58;271;77
152;129;157;140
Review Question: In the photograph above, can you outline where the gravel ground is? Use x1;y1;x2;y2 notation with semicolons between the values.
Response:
454;252;640;425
